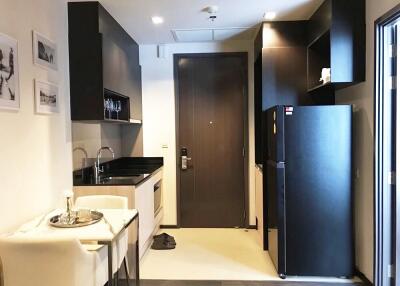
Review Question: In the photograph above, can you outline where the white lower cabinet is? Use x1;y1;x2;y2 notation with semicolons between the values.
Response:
134;171;162;257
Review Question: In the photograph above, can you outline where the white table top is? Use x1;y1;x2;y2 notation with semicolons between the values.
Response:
10;209;138;242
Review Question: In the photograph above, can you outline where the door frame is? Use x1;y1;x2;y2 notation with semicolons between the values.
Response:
375;4;400;286
173;52;249;228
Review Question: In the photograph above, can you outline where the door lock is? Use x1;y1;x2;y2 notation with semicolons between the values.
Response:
181;147;192;170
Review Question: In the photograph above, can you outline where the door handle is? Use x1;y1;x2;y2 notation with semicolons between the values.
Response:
181;156;192;170
180;147;192;170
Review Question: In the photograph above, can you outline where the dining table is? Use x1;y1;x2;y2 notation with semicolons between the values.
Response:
8;208;139;286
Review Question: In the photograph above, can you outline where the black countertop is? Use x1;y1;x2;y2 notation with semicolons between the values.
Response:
73;157;163;186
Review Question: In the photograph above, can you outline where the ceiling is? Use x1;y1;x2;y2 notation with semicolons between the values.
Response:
81;0;324;44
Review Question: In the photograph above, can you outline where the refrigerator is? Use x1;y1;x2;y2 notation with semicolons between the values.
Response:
264;105;354;278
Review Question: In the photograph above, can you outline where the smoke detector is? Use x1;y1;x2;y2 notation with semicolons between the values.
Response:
205;5;219;14
204;5;218;21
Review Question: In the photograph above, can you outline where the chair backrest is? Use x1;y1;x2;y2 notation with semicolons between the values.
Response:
75;195;128;210
75;195;129;273
0;236;107;286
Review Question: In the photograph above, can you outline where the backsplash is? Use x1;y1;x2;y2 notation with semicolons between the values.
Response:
72;122;143;171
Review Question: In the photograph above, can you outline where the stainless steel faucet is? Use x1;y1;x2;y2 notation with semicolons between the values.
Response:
94;146;115;183
73;147;88;167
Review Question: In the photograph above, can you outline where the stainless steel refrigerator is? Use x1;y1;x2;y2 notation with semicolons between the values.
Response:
264;105;354;278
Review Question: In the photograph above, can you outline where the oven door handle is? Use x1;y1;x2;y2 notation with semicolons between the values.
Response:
154;180;161;192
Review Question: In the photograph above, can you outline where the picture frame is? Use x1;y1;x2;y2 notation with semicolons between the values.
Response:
0;33;20;110
32;31;58;71
35;80;59;114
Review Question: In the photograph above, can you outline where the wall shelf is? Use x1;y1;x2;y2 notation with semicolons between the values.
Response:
129;119;142;124
72;119;136;125
307;82;333;93
103;89;130;121
103;119;131;124
307;29;330;90
307;0;366;91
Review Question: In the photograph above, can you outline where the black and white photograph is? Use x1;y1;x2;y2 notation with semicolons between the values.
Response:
35;80;59;114
33;31;57;71
0;33;19;110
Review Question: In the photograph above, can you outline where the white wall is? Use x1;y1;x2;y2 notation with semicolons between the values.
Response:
0;0;72;232
336;0;399;281
140;41;256;226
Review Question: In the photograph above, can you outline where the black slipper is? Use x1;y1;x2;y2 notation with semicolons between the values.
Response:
151;239;176;250
153;233;176;244
154;236;176;245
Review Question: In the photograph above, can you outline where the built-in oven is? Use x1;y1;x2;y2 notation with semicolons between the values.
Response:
154;180;162;217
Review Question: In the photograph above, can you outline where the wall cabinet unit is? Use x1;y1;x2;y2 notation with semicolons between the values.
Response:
68;2;142;123
307;0;366;93
253;0;365;164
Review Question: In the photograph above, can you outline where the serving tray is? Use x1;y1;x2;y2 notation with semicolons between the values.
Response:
49;210;104;228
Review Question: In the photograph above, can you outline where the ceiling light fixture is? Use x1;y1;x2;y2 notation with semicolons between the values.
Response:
152;16;164;25
263;11;277;20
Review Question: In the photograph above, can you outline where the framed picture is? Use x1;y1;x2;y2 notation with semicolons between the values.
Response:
0;33;19;110
33;31;57;71
35;80;59;114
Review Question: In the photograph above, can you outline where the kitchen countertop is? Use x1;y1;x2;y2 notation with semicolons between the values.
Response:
73;157;163;186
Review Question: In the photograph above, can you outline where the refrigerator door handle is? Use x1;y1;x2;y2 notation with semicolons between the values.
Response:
266;160;285;169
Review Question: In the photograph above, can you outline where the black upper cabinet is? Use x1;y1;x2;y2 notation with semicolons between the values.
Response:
259;22;312;111
307;0;366;92
68;2;142;123
254;22;310;164
253;21;334;164
308;0;332;43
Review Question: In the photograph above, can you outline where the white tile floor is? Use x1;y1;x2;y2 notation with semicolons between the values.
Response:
140;228;360;283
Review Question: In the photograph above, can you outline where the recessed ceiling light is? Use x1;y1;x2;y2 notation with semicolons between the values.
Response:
152;16;164;25
263;12;277;20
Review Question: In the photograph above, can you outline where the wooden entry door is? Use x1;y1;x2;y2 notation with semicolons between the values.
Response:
175;53;247;228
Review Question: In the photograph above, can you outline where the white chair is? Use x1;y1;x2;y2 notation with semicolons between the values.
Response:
75;195;128;210
75;195;130;285
0;236;108;286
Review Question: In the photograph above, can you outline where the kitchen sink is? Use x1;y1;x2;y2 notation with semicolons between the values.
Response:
105;176;140;180
99;175;141;183
100;175;140;182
